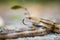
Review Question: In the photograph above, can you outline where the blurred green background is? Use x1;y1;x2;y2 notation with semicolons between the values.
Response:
0;0;60;6
0;0;60;23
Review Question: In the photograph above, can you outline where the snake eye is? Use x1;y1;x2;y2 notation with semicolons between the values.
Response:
28;18;31;19
33;23;46;28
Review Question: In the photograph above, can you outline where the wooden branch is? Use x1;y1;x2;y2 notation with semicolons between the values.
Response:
0;17;58;39
53;23;60;33
0;28;47;39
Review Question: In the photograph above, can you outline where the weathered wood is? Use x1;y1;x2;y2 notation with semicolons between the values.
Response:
0;28;47;39
0;17;59;39
53;23;60;33
0;39;6;40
